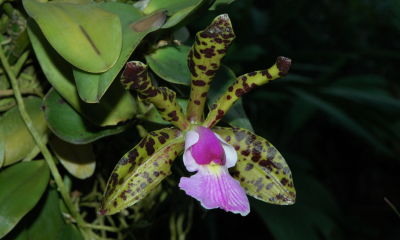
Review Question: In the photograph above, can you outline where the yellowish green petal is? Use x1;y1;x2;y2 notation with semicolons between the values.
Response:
99;128;184;215
121;61;190;131
204;57;291;128
212;127;296;205
185;14;235;124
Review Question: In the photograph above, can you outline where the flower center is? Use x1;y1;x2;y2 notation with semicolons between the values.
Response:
190;126;226;165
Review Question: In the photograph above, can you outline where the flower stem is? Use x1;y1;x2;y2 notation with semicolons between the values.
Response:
0;43;89;238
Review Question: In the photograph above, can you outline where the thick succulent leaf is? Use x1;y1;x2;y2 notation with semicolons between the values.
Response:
161;0;214;29
144;0;199;16
204;57;291;128
23;0;122;73
0;97;48;167
144;45;191;85
43;88;131;144
0;161;50;238
209;0;237;10
73;3;166;103
212;127;296;205
56;224;84;240
27;19;137;126
208;64;254;132
121;61;190;130
186;14;235;124
49;135;96;179
99;128;184;215
3;188;66;240
143;98;188;125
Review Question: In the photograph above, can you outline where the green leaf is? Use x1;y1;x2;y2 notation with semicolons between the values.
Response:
23;0;122;73
27;19;137;127
99;128;184;215
208;65;254;132
145;45;191;85
161;0;215;29
0;161;50;238
49;135;96;179
43;88;131;144
73;3;166;103
3;188;66;240
56;224;84;240
212;127;296;205
144;0;200;16
209;0;237;10
0;97;48;167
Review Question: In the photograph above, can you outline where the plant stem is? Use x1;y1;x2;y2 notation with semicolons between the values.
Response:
0;44;89;238
86;224;120;232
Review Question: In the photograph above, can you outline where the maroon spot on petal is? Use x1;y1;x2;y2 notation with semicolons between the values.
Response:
171;116;179;121
214;38;222;44
168;111;177;117
201;92;208;97
226;135;231;142
216;109;224;120
158;136;166;144
202;41;207;46
145;138;156;155
241;149;250;156
195;35;200;45
241;177;245;182
248;71;257;76
194;48;201;59
205;70;217;76
235;89;245;97
234;171;240;178
110;173;119;187
211;103;217;110
200;48;216;58
197;65;207;71
149;132;158;136
156;107;165;112
153;171;160;177
160;132;169;139
242;76;247;81
234;145;240;150
194;100;201;105
113;201;117;207
192;80;206;86
261;70;272;79
245;135;256;145
228;86;233;92
128;149;139;163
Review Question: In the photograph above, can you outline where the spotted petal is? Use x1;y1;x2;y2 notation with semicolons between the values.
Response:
121;61;190;131
212;127;296;205
99;128;184;215
179;165;250;216
203;57;291;128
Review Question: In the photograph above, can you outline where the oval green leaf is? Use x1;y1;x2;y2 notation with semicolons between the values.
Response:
145;45;191;85
27;19;137;126
3;188;66;240
161;0;215;29
43;88;131;144
73;3;166;103
0;160;50;238
22;0;122;73
49;135;96;179
0;97;48;167
208;65;254;132
56;224;84;240
212;127;296;205
99;128;184;215
144;0;200;16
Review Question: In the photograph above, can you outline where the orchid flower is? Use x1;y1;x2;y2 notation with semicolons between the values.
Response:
99;14;296;216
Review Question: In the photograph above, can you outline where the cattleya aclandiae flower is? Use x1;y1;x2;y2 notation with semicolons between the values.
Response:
99;14;296;216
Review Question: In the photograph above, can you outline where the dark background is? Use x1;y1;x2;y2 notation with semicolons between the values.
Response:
184;0;400;239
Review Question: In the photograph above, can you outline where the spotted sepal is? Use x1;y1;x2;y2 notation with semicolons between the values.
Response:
121;61;190;131
203;57;291;128
212;127;296;205
185;14;235;124
99;128;185;215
